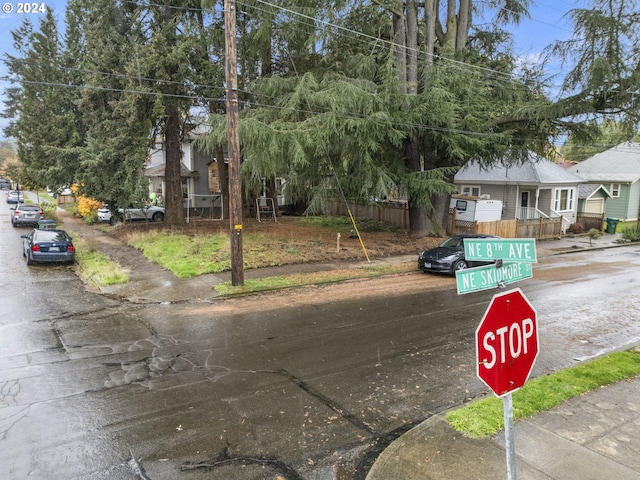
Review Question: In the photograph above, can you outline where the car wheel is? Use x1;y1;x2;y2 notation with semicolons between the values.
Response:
453;259;468;272
26;253;33;265
151;212;164;222
110;214;123;225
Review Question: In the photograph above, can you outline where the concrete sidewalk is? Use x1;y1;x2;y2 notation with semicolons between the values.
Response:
366;373;640;480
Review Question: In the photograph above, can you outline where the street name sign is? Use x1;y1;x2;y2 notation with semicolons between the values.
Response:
456;261;533;295
476;288;539;397
464;238;537;263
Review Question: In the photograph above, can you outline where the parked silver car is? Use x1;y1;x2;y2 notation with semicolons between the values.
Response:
11;204;44;227
6;190;24;204
97;204;165;224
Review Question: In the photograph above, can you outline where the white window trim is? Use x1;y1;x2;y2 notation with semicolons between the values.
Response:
610;183;621;198
554;187;575;212
460;185;481;196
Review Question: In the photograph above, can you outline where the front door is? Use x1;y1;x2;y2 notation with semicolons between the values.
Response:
520;191;531;219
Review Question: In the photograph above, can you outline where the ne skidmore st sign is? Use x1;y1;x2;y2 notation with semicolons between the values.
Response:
456;261;533;294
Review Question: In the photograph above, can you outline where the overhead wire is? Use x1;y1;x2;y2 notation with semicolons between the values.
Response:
1;0;631;149
0;0;574;107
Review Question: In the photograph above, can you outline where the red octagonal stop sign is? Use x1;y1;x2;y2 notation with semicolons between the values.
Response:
476;288;539;397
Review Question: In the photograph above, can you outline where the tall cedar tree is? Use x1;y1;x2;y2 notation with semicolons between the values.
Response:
3;9;82;191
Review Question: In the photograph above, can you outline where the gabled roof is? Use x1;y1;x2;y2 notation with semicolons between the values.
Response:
578;183;611;200
454;152;583;185
145;163;194;178
567;142;640;183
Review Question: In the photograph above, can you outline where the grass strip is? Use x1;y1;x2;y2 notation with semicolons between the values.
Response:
73;237;129;286
445;349;640;438
214;263;415;295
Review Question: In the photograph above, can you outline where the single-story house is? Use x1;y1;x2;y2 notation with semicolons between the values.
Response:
567;142;640;222
576;183;611;215
454;152;584;232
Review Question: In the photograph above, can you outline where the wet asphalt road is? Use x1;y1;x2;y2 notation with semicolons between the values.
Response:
2;197;640;479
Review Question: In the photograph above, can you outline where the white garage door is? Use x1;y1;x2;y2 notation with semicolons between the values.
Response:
585;198;604;214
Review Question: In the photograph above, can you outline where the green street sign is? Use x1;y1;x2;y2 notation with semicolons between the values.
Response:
464;238;537;263
456;262;533;295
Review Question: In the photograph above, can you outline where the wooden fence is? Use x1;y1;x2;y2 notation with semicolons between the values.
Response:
328;200;409;229
328;200;594;240
576;212;605;232
447;211;563;240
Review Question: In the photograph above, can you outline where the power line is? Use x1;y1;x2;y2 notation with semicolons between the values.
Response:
2;76;510;139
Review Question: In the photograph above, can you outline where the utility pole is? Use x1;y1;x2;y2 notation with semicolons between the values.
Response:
224;0;244;286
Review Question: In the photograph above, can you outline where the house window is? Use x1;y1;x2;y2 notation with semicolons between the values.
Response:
554;188;574;212
460;185;481;196
610;183;620;198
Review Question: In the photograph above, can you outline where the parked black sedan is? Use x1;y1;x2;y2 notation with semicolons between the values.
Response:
21;228;76;265
418;234;499;275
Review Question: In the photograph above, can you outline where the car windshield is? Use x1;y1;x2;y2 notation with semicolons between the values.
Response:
19;205;41;211
35;231;70;242
439;237;464;248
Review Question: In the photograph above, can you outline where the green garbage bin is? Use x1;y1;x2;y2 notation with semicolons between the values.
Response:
605;217;619;234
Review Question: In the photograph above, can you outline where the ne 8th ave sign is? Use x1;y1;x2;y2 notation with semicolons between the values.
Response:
476;288;539;397
464;238;537;263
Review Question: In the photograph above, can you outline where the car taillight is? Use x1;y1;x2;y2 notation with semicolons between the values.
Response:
67;245;74;252
14;209;21;214
31;244;41;252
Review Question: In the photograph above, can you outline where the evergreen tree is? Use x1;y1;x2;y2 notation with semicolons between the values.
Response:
2;9;82;191
208;0;547;235
68;0;155;208
545;0;640;138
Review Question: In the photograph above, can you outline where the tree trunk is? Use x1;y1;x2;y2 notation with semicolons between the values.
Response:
164;102;185;224
424;0;436;68
456;0;471;52
444;0;457;49
406;138;436;235
404;0;434;235
406;0;418;95
392;11;407;94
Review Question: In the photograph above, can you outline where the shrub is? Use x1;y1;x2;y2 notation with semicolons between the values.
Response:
567;223;584;234
621;224;640;242
587;228;600;245
76;196;103;222
40;201;59;221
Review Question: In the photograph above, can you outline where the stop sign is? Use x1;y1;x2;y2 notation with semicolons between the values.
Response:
476;288;539;397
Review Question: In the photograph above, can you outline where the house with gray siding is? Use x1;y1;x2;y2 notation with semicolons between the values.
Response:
454;152;583;231
146;126;225;219
568;142;640;222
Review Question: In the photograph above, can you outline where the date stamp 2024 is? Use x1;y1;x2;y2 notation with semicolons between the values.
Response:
2;2;46;14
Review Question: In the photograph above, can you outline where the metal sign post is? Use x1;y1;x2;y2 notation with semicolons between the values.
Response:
503;392;517;480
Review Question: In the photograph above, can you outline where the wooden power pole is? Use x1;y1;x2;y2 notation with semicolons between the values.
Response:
224;0;244;286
